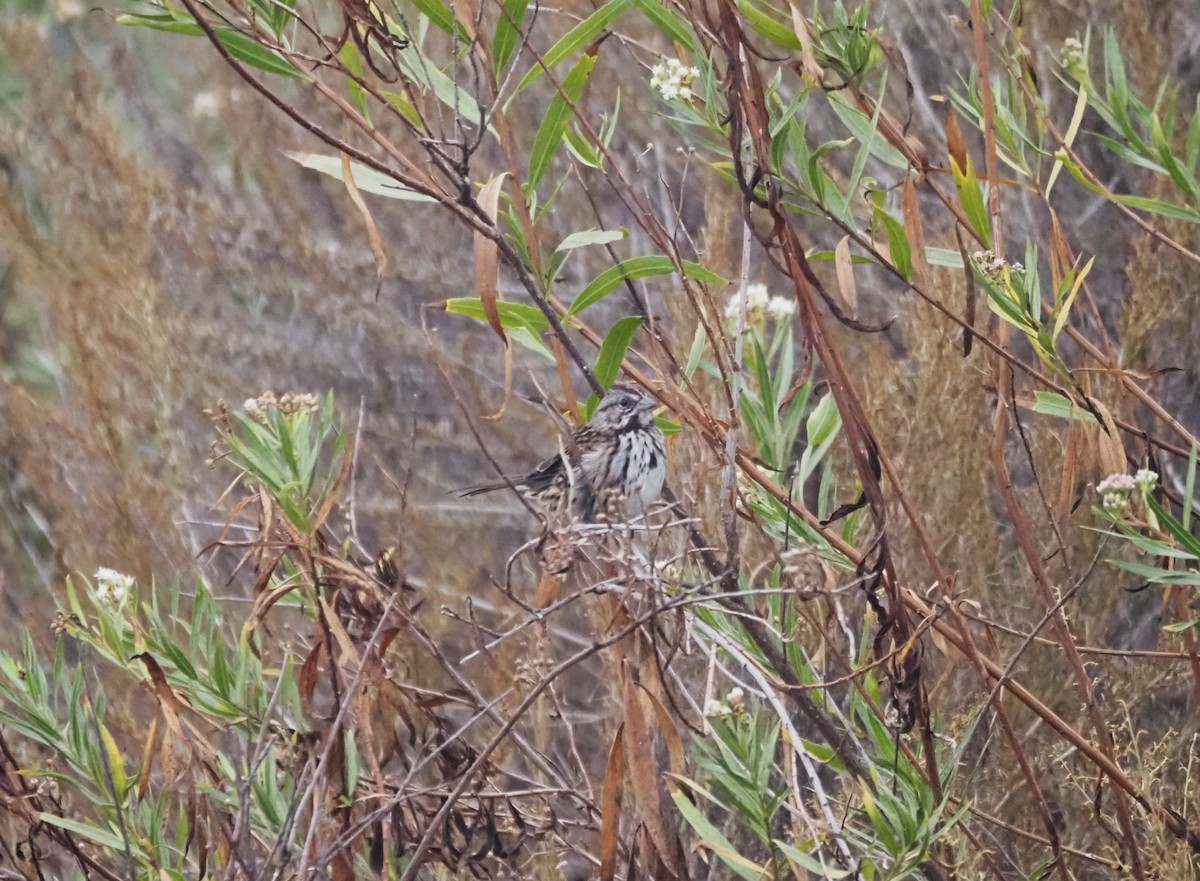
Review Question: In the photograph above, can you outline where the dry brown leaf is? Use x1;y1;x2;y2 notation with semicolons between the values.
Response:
787;1;824;85
902;174;930;288
534;571;562;609
945;106;968;172
833;235;857;316
622;672;683;879
135;654;192;785
451;0;478;41
300;640;325;709
599;724;626;881
137;711;160;800
1089;399;1126;478
1059;412;1082;517
475;174;512;419
638;684;686;780
476;175;508;341
340;150;388;299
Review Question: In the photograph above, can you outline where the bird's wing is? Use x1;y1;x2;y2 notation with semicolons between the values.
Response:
520;450;570;494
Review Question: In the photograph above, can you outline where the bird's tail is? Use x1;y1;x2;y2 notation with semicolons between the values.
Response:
457;480;509;497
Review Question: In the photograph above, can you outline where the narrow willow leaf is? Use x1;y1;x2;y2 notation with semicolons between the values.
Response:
827;91;909;169
632;0;697;50
528;54;598;190
926;247;964;268
339;42;370;121
1046;85;1089;200
593;316;643;388
511;0;633;99
737;0;801;49
774;840;852;878
806;392;840;447
568;256;726;315
669;788;764;881
494;0;531;72
407;0;471;41
556;228;627;251
395;48;487;131
116;16;302;78
1107;559;1200;585
1052;255;1094;341
284;152;435;202
39;813;133;852
442;298;549;330
1031;391;1099;424
951;155;991;247
874;206;911;282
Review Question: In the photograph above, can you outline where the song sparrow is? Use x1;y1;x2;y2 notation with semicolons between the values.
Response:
460;382;667;521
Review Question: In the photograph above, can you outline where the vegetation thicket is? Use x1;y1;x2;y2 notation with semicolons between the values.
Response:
1;0;1199;878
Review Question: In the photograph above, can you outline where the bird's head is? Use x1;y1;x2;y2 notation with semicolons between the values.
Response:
591;382;657;431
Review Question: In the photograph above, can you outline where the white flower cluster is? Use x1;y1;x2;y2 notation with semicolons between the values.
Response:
1096;469;1157;514
703;687;746;719
972;250;1023;282
723;283;796;325
650;58;700;103
243;391;320;424
1060;37;1086;78
93;568;133;606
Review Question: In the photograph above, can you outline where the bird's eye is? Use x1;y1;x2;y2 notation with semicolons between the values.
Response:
620;397;633;409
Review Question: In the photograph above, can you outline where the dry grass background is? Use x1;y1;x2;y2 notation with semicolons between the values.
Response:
2;0;1200;875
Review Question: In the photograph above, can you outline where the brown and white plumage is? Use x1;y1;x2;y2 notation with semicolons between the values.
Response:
460;383;666;520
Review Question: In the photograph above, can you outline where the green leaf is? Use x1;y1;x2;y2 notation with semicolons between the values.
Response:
874;206;911;282
283;152;436;202
39;813;134;852
736;0;800;50
511;0;633;99
339;42;371;121
380;89;422;126
528;53;597;190
555;228;627;251
950;155;991;247
806;393;840;447
407;0;471;42
592;316;643;388
632;0;697;50
395;47;488;131
669;787;764;881
1107;193;1200;224
684;322;708;378
443;298;550;330
115;16;302;78
925;246;964;268
1052;255;1094;341
1030;391;1098;423
827;91;909;170
568;256;726;315
493;0;532;72
98;722;128;799
774;839;852;878
1107;558;1200;585
1147;496;1200;558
